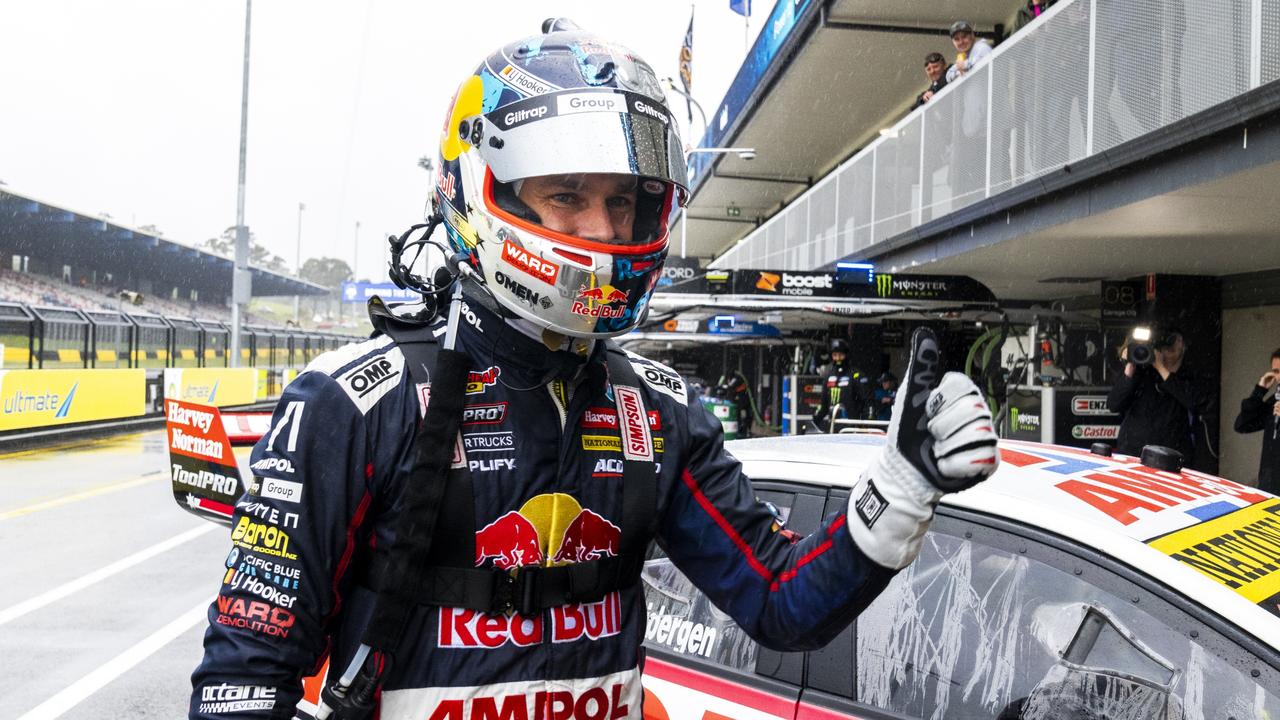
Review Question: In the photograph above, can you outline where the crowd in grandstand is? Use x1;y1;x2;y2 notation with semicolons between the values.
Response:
0;268;242;322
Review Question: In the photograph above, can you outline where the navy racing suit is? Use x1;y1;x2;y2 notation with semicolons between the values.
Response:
190;298;896;719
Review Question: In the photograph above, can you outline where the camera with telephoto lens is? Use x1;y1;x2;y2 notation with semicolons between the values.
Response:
1127;326;1178;367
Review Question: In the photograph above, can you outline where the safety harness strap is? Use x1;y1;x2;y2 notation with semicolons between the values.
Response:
363;309;657;618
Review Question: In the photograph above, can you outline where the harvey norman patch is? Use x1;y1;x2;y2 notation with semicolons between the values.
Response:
1147;498;1280;614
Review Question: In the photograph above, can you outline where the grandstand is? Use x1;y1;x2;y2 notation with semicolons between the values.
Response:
0;188;363;370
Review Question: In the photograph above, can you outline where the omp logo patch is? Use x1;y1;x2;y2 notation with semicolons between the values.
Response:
627;355;687;406
855;480;888;528
337;350;404;415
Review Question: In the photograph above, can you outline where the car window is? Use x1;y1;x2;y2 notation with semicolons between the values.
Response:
642;484;821;675
854;513;1280;719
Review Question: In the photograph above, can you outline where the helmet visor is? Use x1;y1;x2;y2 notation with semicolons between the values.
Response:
476;89;688;198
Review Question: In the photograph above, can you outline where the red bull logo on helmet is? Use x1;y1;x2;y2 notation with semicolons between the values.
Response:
571;284;629;319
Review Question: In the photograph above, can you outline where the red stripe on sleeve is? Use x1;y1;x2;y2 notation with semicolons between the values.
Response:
680;469;773;583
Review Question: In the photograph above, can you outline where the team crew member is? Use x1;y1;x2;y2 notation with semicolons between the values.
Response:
189;23;1000;720
1233;348;1280;494
813;338;869;430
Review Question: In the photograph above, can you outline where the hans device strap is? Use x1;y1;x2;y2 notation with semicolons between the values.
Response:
363;303;655;622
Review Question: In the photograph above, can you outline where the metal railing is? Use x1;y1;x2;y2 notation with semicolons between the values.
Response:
0;300;361;370
711;0;1268;270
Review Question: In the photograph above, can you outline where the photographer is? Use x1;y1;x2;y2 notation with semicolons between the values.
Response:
1107;329;1209;463
1232;348;1280;494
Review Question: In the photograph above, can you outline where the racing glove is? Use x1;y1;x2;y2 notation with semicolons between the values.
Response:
846;328;1000;569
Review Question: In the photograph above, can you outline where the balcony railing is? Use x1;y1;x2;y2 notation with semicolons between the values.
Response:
711;0;1271;270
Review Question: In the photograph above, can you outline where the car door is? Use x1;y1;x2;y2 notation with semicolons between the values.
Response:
799;497;1280;719
641;480;827;720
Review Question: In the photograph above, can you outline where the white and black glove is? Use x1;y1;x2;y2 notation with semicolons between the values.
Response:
847;328;999;569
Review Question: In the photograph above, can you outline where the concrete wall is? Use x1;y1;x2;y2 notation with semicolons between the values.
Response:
1219;306;1280;485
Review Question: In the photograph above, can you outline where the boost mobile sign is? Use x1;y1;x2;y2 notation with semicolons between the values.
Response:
721;269;995;303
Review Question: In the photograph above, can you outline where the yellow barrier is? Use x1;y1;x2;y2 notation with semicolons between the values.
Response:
163;368;258;408
96;349;118;363
3;346;30;366
56;349;83;364
0;369;146;431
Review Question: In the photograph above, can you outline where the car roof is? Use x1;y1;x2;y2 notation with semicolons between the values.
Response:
727;434;1280;652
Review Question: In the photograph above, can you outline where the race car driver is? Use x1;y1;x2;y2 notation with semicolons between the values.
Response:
189;22;1000;720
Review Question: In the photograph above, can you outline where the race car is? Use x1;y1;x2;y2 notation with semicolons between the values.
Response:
642;434;1280;719
166;402;1280;718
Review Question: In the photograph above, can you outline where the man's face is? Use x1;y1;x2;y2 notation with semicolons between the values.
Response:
832;351;847;365
952;31;975;53
1269;356;1279;374
516;173;637;243
925;60;946;82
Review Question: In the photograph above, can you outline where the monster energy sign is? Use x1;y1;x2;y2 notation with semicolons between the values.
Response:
875;274;952;299
661;269;995;303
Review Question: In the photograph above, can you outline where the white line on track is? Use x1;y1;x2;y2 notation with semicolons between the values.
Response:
0;524;217;626
15;597;212;720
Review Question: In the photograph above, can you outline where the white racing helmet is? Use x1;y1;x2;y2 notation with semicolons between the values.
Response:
433;24;689;338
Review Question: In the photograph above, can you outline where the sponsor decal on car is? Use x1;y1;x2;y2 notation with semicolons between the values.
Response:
644;602;717;658
172;464;238;496
1147;498;1280;610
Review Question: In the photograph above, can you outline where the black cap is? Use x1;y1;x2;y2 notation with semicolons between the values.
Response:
950;20;975;36
830;338;850;354
924;52;945;65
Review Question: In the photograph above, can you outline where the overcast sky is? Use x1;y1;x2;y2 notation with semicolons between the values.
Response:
0;1;767;282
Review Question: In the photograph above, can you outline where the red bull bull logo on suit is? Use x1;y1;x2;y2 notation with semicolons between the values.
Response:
445;493;624;649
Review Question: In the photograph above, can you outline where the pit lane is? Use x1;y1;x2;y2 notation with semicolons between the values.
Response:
0;431;235;719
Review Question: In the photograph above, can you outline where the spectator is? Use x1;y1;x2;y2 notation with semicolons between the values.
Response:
946;21;993;83
1232;348;1280;494
1014;0;1057;33
912;52;951;109
874;372;898;422
1107;330;1210;464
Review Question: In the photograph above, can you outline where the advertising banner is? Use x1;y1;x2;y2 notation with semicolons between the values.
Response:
165;399;240;525
0;368;145;431
164;368;258;408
